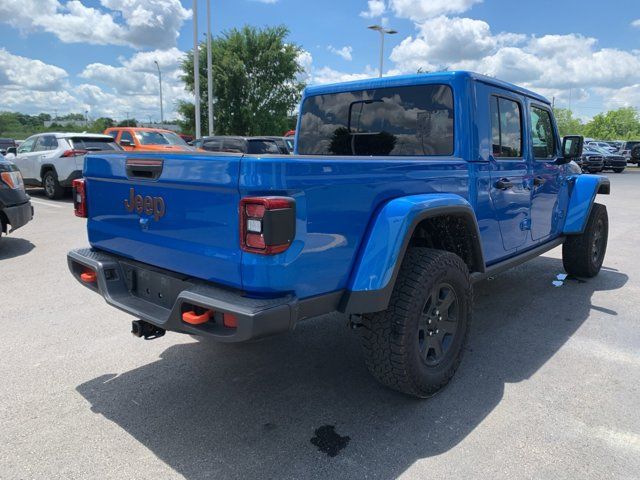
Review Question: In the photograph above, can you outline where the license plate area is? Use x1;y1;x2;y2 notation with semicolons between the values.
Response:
121;261;191;310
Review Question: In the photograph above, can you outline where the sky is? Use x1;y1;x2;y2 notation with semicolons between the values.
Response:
0;0;639;123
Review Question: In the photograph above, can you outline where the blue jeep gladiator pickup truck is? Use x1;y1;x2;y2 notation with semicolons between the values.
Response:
68;71;609;398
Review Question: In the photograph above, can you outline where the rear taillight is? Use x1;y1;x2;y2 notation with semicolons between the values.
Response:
240;197;295;255
62;149;88;157
73;178;87;218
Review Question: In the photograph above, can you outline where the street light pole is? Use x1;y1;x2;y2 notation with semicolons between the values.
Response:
193;0;202;139
368;25;398;78
154;60;164;126
206;0;214;136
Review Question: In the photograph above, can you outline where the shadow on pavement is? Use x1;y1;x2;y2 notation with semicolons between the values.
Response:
76;255;628;479
0;237;35;260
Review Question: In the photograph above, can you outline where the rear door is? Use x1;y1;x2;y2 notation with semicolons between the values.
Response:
528;103;562;241
487;91;531;252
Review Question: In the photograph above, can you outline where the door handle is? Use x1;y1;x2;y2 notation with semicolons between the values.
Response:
533;176;546;187
494;178;514;190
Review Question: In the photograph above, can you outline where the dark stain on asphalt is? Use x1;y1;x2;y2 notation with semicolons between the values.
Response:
310;425;350;457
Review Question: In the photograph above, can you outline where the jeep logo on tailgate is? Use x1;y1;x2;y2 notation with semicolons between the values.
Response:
124;188;166;221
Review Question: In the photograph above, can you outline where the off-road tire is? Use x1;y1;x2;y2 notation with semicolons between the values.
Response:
360;248;472;398
563;203;608;278
42;170;64;200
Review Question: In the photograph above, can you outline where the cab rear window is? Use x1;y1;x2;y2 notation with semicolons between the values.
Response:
297;84;454;156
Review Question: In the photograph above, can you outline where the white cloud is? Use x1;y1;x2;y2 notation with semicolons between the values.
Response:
0;48;68;91
311;66;377;85
389;14;640;109
328;45;354;61
389;0;482;20
360;0;386;18
632;19;640;28
0;0;191;49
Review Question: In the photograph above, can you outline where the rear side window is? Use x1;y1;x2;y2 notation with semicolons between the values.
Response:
202;140;223;151
530;106;556;159
298;84;454;156
223;139;246;153
247;140;280;154
490;96;522;158
70;137;120;151
34;135;58;152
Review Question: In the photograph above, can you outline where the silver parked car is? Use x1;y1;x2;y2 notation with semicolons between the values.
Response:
13;133;121;199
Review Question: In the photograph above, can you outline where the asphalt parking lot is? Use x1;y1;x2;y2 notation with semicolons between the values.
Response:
1;170;639;480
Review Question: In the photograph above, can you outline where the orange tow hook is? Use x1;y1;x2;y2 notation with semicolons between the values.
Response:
80;270;97;284
182;310;212;325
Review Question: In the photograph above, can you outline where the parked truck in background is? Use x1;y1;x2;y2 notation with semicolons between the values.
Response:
68;71;609;398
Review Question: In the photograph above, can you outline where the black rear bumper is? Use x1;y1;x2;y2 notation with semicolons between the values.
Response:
1;201;33;232
67;248;342;342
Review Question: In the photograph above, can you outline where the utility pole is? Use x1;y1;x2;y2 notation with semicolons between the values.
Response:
154;60;164;126
193;0;202;139
368;25;398;78
206;0;214;136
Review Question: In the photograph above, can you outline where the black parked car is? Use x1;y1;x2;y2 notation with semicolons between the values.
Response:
192;136;281;154
588;145;626;173
575;146;604;173
0;155;33;243
0;138;17;156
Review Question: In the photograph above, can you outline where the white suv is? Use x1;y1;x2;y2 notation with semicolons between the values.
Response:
13;133;121;199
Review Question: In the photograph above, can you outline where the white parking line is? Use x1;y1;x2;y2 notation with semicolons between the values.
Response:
29;199;65;209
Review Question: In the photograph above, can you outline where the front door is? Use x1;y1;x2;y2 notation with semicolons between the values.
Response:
13;136;38;181
488;94;531;252
528;104;562;241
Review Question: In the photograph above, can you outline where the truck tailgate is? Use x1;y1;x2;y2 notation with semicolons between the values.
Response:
84;152;243;289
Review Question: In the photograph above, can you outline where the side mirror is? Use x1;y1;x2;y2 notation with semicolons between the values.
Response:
6;147;17;155
119;139;133;147
561;135;583;163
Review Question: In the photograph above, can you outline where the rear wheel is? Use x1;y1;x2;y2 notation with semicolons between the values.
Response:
563;203;608;278
613;168;625;173
42;170;64;200
360;248;472;398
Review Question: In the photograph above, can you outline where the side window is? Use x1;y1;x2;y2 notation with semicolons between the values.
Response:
18;137;36;154
106;130;118;139
33;136;47;152
490;96;522;158
43;135;58;150
119;131;134;145
222;139;246;153
202;140;222;151
530;106;556;159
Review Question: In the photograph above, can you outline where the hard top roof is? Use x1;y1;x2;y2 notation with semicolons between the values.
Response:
303;70;550;105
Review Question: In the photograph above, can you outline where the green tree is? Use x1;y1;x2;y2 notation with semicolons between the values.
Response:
553;108;584;137
92;117;115;133
583;107;640;140
178;25;305;136
117;119;138;127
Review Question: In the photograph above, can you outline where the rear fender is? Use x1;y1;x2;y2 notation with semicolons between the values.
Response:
563;174;610;235
340;194;483;314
